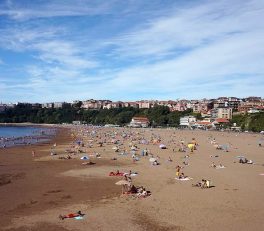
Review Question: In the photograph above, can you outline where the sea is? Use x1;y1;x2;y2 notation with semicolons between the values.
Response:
0;126;56;147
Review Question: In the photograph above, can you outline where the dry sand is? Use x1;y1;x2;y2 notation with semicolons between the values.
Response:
1;127;264;231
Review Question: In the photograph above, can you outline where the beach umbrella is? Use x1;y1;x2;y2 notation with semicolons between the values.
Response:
115;180;130;194
159;144;166;149
80;156;89;160
149;157;157;162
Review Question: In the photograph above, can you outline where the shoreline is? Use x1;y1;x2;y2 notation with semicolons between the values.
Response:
0;122;59;126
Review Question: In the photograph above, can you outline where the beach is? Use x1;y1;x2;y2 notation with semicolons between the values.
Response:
1;126;264;231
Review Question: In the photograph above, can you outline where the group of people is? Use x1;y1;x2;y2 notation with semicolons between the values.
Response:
192;179;211;189
239;158;253;164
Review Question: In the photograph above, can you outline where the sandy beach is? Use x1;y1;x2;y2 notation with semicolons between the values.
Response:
1;126;264;231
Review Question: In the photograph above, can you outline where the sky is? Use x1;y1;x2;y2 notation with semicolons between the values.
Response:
0;0;263;103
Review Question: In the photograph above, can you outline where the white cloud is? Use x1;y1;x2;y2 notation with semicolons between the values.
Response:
109;0;264;58
0;0;113;20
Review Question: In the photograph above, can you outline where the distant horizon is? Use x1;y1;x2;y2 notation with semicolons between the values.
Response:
1;95;263;104
0;0;264;102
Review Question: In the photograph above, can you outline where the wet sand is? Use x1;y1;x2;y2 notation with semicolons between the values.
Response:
1;127;264;231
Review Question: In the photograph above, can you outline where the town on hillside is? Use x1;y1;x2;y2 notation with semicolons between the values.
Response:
1;97;263;131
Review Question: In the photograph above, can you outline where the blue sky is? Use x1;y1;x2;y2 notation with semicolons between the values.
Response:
0;0;263;103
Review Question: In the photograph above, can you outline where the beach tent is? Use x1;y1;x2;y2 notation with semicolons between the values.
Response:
159;144;166;149
80;156;89;160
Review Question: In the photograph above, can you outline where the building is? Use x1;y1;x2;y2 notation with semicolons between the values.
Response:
82;99;102;109
53;102;69;108
195;121;214;129
248;109;261;114
42;103;54;108
192;102;210;113
123;102;139;108
110;101;124;108
211;107;233;120
31;103;42;109
137;100;154;109
213;97;241;111
129;117;150;128
238;100;264;113
179;116;196;127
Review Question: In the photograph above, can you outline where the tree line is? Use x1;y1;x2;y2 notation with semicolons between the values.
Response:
0;103;196;127
231;112;264;132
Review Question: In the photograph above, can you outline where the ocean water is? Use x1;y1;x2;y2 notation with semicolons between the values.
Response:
0;126;44;138
0;126;56;147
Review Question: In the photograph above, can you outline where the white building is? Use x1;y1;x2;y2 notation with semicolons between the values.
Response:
129;117;150;128
248;109;260;114
179;116;196;127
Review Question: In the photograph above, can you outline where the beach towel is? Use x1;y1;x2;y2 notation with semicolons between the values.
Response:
109;172;124;176
215;166;226;169
124;172;138;177
175;177;193;181
74;216;84;220
130;173;138;177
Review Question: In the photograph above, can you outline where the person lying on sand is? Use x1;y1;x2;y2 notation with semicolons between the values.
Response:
134;187;151;198
109;170;124;176
192;179;206;188
59;211;84;220
211;163;225;169
82;161;95;165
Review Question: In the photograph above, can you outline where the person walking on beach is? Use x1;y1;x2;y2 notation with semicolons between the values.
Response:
32;150;35;157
